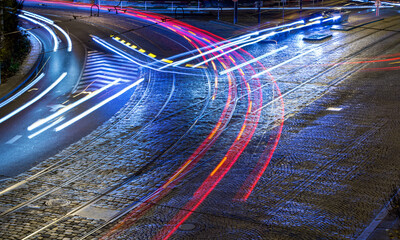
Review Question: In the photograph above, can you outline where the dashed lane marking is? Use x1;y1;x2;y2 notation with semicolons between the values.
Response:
6;135;22;144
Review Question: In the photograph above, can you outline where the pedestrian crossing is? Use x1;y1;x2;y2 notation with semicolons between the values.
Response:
75;50;140;93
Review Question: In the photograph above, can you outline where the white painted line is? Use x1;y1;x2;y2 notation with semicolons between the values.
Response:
327;107;342;111
0;72;67;124
252;47;320;79
219;46;288;75
28;78;119;131
0;73;45;109
28;117;64;139
55;78;144;131
22;10;72;52
19;14;58;52
6;135;22;144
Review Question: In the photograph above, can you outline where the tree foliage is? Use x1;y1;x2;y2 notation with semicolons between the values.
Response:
1;0;30;80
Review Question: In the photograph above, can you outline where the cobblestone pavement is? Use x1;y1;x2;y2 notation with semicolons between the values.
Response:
0;4;399;240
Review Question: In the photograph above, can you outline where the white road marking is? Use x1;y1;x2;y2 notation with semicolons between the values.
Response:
28;117;64;139
327;107;342;111
6;135;22;144
49;104;65;112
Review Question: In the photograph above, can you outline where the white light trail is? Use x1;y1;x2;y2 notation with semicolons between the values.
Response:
257;20;305;34
219;46;288;75
190;32;277;68
92;36;158;71
309;16;323;22
28;78;120;131
28;117;65;139
22;11;72;52
0;73;45;109
159;20;307;70
159;40;243;69
21;10;54;24
104;20;305;72
55;78;144;132
279;20;320;34
252;47;320;79
322;16;341;22
161;34;254;62
158;31;277;70
50;23;72;52
19;14;58;52
92;36;198;76
0;72;67;124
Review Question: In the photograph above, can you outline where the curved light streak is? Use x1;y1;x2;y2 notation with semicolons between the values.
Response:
322;15;341;22
92;36;197;75
164;20;304;63
22;10;72;52
0;73;45;109
28;78;120;131
158;33;268;70
19;4;283;240
309;16;323;22
235;73;285;201
18;14;58;52
55;78;144;131
252;47;320;79
0;72;67;124
99;9;278;240
28;117;65;139
159;19;322;70
100;18;242;240
156;75;261;240
218;46;288;75
191;32;277;68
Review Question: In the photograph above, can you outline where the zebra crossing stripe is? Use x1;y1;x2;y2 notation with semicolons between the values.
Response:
76;51;140;93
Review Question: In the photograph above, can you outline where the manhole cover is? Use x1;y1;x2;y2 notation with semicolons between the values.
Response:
45;199;71;207
178;223;196;231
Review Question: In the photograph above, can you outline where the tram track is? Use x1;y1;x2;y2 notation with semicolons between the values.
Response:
1;7;399;240
88;15;400;239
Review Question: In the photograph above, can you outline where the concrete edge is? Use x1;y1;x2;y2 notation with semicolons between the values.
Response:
208;19;249;30
70;32;88;94
0;30;44;102
331;17;384;31
357;188;400;239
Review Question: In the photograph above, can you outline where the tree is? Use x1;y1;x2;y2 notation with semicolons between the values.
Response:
0;0;30;81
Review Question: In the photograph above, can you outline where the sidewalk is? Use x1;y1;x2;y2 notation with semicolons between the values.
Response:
0;30;42;101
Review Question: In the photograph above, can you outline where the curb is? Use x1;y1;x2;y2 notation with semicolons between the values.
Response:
358;189;400;239
331;17;384;31
209;20;249;29
0;30;43;102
